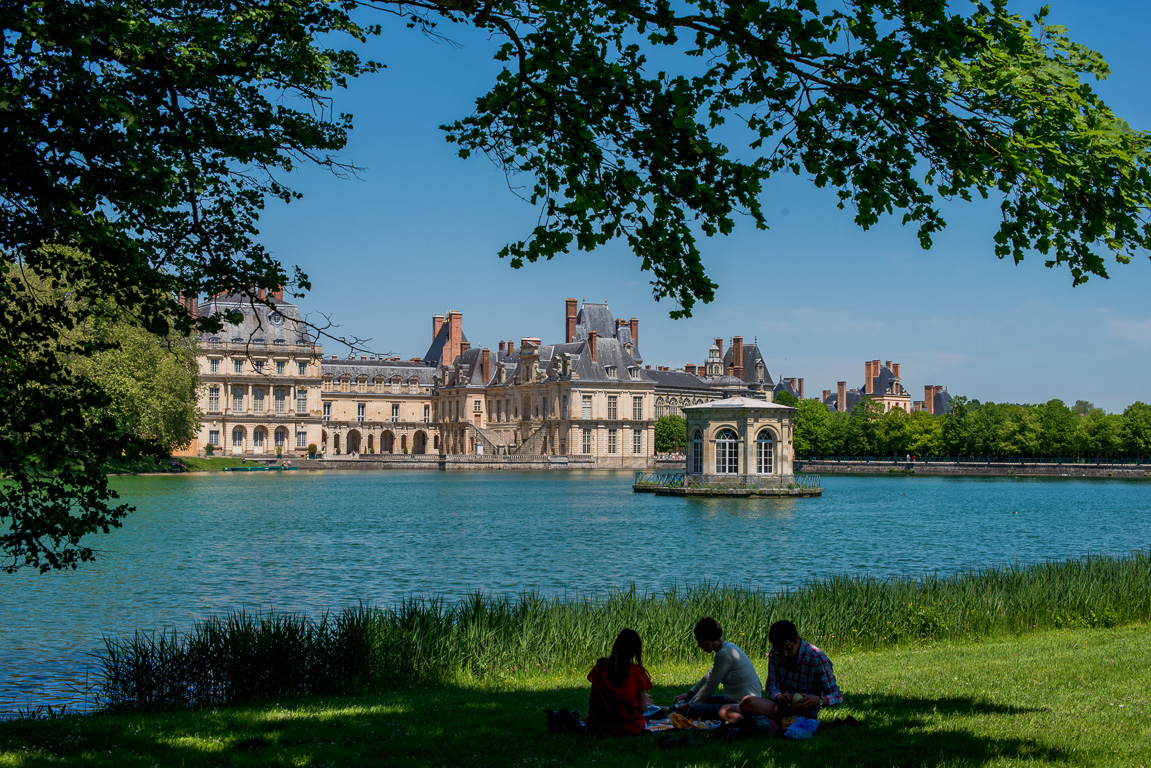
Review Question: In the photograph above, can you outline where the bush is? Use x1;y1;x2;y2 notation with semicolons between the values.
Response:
307;443;317;457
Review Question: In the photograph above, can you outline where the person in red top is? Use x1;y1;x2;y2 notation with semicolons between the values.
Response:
586;628;653;735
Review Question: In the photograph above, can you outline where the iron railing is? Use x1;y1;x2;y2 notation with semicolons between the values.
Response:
633;471;821;490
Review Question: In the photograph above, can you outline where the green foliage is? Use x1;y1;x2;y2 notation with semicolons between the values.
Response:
792;397;834;458
653;414;686;453
94;552;1151;711
773;390;800;408
442;0;1151;315
307;444;318;457
1121;402;1151;458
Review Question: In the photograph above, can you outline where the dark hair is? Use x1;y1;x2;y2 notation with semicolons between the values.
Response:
693;616;723;642
768;620;799;647
607;628;643;685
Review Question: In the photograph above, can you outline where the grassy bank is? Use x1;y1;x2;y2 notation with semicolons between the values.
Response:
97;553;1151;710
106;456;243;473
4;625;1147;767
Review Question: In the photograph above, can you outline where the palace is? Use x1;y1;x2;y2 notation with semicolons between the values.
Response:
184;294;817;467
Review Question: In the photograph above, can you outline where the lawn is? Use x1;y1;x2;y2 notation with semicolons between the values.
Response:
1;624;1147;767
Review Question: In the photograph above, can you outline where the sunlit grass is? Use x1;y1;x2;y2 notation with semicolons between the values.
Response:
97;552;1151;711
3;626;1148;767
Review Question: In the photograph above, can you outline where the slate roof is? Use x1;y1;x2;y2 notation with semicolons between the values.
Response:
773;379;801;398
824;389;865;413
931;388;954;415
684;396;794;411
866;363;908;397
322;357;437;384
198;293;315;346
422;322;469;367
645;369;714;391
722;342;773;385
572;302;642;363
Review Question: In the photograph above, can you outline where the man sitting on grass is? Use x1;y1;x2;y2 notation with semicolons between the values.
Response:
739;620;842;721
672;617;762;723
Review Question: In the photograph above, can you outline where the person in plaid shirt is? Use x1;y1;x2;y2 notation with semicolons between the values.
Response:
739;620;843;720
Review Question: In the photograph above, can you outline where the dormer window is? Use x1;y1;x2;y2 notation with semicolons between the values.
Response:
605;366;617;379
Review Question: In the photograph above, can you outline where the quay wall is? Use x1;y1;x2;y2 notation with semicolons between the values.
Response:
269;455;682;471
795;460;1151;479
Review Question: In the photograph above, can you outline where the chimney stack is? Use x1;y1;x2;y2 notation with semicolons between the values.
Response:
837;381;847;413
445;311;464;365
460;340;471;354
892;362;901;380
508;339;514;355
498;340;505;354
733;336;744;379
272;285;283;301
630;318;639;349
726;365;734;377
798;378;804;400
822;389;831;403
924;385;935;415
715;337;724;361
686;363;697;376
565;298;577;343
482;348;490;383
589;330;598;362
432;314;445;344
872;360;881;391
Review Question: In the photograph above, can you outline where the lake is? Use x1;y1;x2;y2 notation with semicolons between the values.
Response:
2;470;1149;714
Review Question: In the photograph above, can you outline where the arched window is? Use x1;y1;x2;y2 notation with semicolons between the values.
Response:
756;430;775;474
274;427;287;448
691;430;703;474
231;427;244;448
715;428;739;474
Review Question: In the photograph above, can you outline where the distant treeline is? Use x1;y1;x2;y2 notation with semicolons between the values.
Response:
788;396;1151;460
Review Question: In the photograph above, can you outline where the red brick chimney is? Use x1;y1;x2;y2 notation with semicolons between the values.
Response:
872;360;881;390
715;337;724;360
566;298;577;343
892;362;901;380
823;389;831;403
257;287;267;300
498;340;505;354
460;340;471;354
432;314;445;344
732;336;744;379
798;378;804;400
837;381;847;413
589;330;598;362
630;317;638;348
446;311;464;365
272;285;283;301
726;365;734;377
481;348;490;383
179;294;199;319
863;361;872;394
686;363;697;376
924;385;935;415
508;339;514;355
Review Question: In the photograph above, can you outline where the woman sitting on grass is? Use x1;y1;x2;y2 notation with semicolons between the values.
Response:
586;628;653;735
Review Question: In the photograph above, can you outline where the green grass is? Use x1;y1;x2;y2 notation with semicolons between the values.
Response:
95;553;1151;710
105;456;243;473
3;625;1148;767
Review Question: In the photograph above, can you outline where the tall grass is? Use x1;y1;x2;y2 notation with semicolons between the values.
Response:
98;552;1151;710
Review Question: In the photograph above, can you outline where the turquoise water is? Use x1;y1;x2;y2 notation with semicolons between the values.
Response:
2;470;1149;713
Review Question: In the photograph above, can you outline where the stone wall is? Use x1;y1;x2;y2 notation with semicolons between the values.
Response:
795;460;1151;479
285;455;601;471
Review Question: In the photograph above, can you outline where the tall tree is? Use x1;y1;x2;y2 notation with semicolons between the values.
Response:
654;415;687;453
7;0;1151;569
1121;402;1151;461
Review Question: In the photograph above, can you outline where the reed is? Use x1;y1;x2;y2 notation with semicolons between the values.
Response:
97;551;1151;710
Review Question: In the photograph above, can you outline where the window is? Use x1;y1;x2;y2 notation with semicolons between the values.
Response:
208;386;220;412
633;396;643;420
208;429;219;447
582;428;592;454
756;430;775;474
691;431;703;473
634;429;642;454
357;377;366;393
392;404;399;421
474;399;482;413
296;431;307;449
296;388;307;413
607;395;618;419
253;429;264;448
232;427;244;448
392;381;400;394
276;361;286;375
496;401;502;421
357;403;366;422
423;404;429;423
323;402;331;421
232;387;244;412
252;387;264;413
607;428;617;454
715;428;739;474
254;360;264;374
209;358;219;373
410;381;418;394
582;395;592;419
605;365;617;378
562;395;568;417
274;389;286;414
298;361;307;376
274;428;286;448
322;376;332;392
233;359;243;374
655;398;664;418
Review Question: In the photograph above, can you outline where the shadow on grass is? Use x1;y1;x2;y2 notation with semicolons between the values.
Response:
0;684;1068;768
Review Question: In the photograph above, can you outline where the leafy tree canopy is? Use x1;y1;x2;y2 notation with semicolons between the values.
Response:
654;414;687;453
5;0;1151;570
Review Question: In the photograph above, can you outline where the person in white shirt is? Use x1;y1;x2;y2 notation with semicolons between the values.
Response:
672;616;762;722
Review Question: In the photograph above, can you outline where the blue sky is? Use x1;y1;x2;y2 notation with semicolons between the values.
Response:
256;1;1151;413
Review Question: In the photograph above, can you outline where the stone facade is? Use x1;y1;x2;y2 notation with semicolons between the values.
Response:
684;396;796;477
